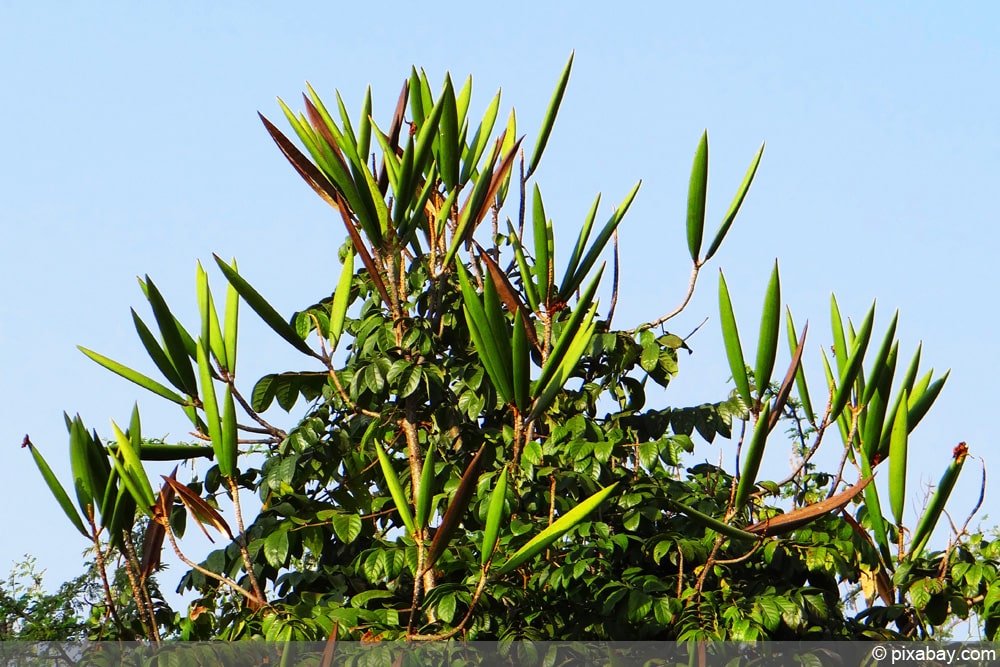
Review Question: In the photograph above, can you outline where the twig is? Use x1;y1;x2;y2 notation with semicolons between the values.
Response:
826;405;860;500
407;570;490;641
163;520;265;607
227;476;266;608
119;528;159;642
85;510;122;634
627;262;700;334
230;383;286;440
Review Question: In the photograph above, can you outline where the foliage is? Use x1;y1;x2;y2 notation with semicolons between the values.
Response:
25;55;999;643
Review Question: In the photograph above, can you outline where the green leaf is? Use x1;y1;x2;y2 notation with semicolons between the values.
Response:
860;453;892;565
785;308;815;424
481;466;509;567
512;310;531;412
78;346;187;406
196;342;228;478
910;443;968;557
861;311;898;406
533;268;602;397
438;74;459;190
830;294;848;374
457;263;513;404
143;277;199;395
330;251;355;350
906;370;949;434
372;436;416;537
196;262;228;371
263;526;290;568
862;342;897;463
494;109;518;207
562;193;602;293
704;141;765;261
223;258;240;373
829;300;875;423
718;271;752;408
526;51;573;178
415;444;435;532
532;185;551;303
461;89;501;185
68;417;96;517
221;385;239;478
411;81;448;181
213;255;317;358
497;481;618;575
559;181;640;302
109;421;155;513
754;261;781;402
330;512;362;544
482;268;514;397
888;392;909;525
686;131;708;262
734;402;772;512
25;439;88;537
130;309;187;395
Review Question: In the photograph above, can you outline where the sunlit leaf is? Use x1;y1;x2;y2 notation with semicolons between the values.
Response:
526;51;573;178
497;481;617;575
686;131;708;262
888;392;909;525
24;437;88;537
481;466;509;567
371;434;416;537
78;346;187;406
718;271;752;408
734;402;771;512
704;141;765;261
213;254;317;358
754;261;781;403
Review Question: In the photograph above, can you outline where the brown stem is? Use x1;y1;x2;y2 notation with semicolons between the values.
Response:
227;476;266;608
163;520;265;607
827;404;860;500
694;534;725;598
628;262;700;334
120;529;159;642
407;569;490;641
327;368;380;418
85;510;122;634
230;383;286;440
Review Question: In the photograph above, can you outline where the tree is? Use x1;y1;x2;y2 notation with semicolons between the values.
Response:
26;55;1000;643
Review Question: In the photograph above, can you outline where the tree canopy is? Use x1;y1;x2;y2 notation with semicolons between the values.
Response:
23;56;1000;646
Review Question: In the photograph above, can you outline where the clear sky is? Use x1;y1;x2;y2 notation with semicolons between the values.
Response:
2;2;997;617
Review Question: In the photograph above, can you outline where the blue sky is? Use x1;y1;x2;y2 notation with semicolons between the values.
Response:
2;2;997;616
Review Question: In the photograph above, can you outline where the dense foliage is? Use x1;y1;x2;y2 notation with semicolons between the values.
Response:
23;56;1000;643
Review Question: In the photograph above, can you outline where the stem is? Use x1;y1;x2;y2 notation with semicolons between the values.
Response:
163;519;265;607
230;383;286;440
85;510;122;635
628;262;700;334
226;476;266;608
408;569;490;641
120;530;159;642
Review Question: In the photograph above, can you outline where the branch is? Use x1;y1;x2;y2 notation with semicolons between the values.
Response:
163;518;266;609
628;262;700;334
230;383;286;441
